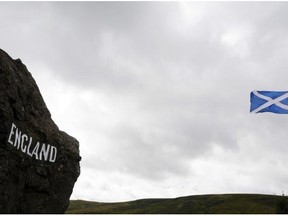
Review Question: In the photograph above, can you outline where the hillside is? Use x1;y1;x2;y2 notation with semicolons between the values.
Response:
66;193;281;214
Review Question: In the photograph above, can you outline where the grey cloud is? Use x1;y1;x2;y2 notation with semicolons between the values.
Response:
100;124;191;180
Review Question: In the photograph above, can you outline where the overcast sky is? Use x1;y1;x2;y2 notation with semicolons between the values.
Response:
2;1;288;202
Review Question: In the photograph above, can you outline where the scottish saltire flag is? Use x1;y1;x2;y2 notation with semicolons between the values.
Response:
250;91;288;114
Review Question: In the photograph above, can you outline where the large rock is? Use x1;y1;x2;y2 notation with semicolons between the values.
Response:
0;49;81;213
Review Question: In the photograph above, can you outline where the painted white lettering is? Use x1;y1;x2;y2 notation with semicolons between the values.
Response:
21;134;28;153
26;137;33;157
8;123;16;145
31;142;40;160
49;146;57;162
8;123;58;163
39;143;50;161
14;128;22;149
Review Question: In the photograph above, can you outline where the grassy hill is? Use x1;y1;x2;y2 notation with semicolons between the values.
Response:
66;193;282;214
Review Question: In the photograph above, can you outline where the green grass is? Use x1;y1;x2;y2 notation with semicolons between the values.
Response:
66;193;279;214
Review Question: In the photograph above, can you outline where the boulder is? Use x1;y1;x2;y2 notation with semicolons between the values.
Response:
0;49;81;213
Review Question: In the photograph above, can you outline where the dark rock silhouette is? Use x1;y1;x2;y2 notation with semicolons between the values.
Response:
0;49;81;213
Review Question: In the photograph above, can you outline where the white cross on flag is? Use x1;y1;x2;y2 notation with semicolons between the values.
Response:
250;91;288;114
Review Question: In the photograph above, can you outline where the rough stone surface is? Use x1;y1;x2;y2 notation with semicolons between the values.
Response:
0;49;81;213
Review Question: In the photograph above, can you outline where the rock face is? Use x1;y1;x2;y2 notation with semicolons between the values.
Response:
0;49;81;213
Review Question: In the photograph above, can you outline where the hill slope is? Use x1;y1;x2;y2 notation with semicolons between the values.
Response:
66;194;280;214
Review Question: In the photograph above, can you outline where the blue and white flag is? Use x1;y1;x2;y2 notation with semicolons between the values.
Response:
250;91;288;114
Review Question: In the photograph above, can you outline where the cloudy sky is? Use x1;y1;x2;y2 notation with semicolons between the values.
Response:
2;1;288;202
